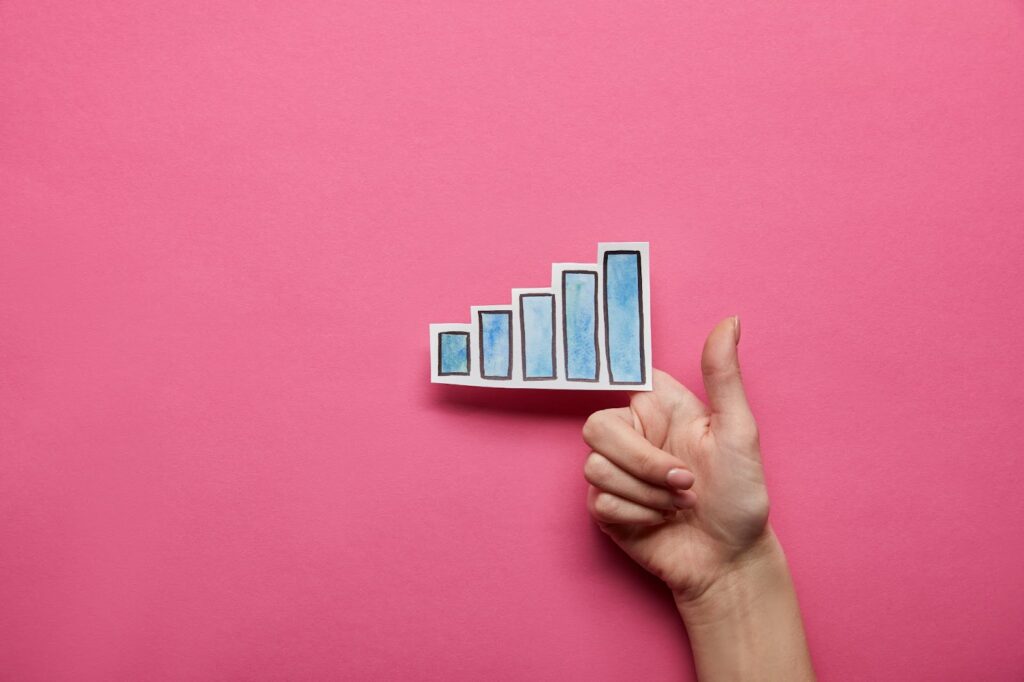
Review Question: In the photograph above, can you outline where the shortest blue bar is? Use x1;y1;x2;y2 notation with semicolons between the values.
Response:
438;332;469;375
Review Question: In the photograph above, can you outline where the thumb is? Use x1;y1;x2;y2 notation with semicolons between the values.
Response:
701;316;755;431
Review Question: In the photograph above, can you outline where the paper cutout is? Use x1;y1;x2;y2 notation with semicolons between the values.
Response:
430;242;652;390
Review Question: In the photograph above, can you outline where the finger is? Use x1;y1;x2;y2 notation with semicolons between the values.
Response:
587;486;669;526
672;488;697;509
583;452;692;511
700;316;755;430
625;370;707;447
644;369;708;420
582;409;695;488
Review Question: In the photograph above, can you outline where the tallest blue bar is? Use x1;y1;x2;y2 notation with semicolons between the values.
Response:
603;251;645;384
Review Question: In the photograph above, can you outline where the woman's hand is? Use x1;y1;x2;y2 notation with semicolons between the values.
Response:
583;317;814;681
582;316;771;602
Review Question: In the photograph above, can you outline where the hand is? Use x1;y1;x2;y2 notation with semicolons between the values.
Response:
582;316;772;602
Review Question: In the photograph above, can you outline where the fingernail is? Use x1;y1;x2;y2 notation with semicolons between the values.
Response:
733;315;741;345
666;468;694;489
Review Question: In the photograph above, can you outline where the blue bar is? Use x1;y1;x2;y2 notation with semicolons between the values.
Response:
520;294;555;379
603;251;644;384
562;272;598;381
479;311;511;379
438;332;469;375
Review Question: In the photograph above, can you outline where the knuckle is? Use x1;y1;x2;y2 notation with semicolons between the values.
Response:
583;452;611;486
701;357;740;381
632;449;659;479
581;411;609;444
592;493;620;519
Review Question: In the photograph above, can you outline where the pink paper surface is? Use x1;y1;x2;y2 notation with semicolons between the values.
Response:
2;2;1023;680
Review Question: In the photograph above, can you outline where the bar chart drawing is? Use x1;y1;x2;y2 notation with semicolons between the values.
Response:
430;242;652;391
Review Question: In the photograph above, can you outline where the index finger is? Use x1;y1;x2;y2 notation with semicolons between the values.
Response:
581;408;694;489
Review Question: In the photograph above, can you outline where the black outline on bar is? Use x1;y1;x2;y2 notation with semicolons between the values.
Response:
437;331;471;376
561;270;600;382
602;250;646;385
477;310;513;380
519;293;557;381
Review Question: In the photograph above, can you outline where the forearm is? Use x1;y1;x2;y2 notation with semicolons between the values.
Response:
674;529;815;682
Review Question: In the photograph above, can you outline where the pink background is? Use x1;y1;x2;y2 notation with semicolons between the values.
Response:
2;2;1023;680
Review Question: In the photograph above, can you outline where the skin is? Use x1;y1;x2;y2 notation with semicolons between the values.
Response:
582;317;815;681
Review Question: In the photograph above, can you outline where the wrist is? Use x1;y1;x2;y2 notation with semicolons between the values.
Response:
672;527;815;680
672;526;788;627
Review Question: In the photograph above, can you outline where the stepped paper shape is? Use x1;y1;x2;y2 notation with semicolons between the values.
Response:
430;242;652;390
